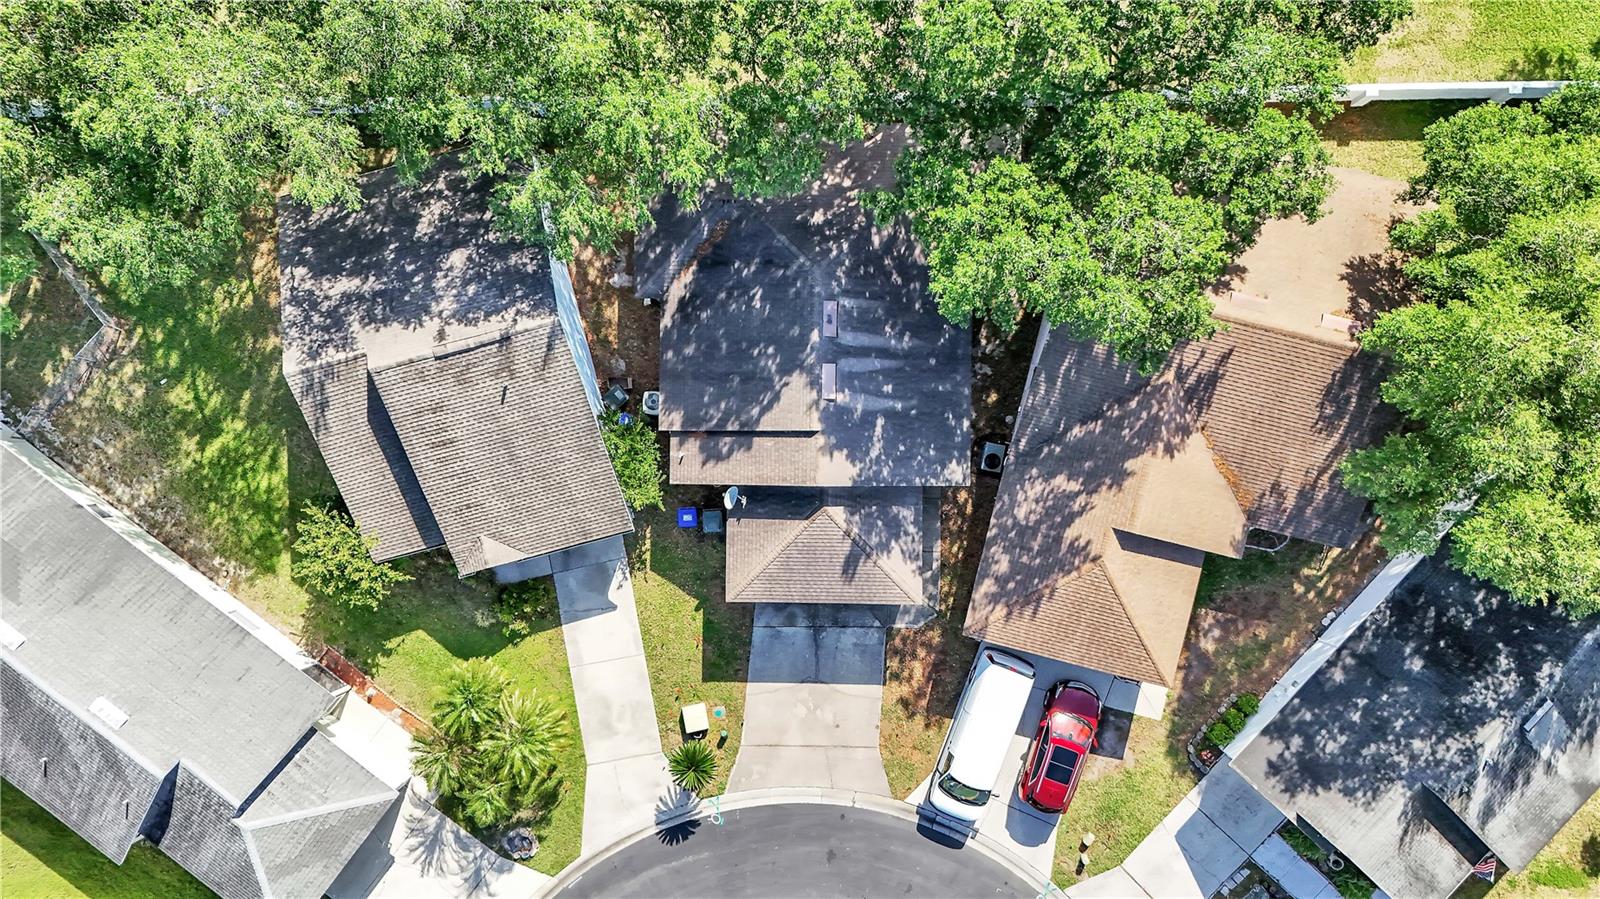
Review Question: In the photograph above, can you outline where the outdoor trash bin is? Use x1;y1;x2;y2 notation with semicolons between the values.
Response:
702;509;724;534
681;702;710;739
676;506;699;528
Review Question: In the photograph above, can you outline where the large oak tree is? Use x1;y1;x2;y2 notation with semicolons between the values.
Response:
1344;82;1600;616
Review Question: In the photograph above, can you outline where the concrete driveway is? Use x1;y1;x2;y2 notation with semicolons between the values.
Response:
727;604;892;795
550;537;686;854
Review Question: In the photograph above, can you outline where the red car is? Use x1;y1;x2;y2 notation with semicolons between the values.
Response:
1018;680;1100;814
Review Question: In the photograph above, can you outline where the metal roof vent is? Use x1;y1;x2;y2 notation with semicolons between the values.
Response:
89;697;130;730
1523;699;1570;760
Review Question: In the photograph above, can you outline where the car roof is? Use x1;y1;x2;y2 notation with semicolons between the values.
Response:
946;650;1035;787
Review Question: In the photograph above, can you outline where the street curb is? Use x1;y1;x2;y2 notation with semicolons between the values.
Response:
538;787;1057;897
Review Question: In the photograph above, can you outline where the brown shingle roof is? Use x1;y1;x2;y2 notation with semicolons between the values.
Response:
727;488;928;605
963;372;1236;685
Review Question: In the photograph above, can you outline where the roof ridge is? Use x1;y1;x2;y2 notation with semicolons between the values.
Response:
818;506;922;605
1209;309;1362;352
1094;551;1173;687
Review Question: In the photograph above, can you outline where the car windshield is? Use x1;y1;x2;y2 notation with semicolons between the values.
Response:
1054;713;1093;745
1045;746;1082;786
937;772;990;806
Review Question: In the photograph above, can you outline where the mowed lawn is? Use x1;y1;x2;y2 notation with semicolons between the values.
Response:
1;781;212;899
629;505;752;797
1345;0;1600;82
23;213;587;875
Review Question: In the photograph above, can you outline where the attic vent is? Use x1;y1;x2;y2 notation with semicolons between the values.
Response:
0;619;24;651
80;501;114;520
1523;699;1570;759
89;697;130;730
822;363;837;401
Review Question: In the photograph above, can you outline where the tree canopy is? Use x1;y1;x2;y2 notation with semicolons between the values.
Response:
2;0;1409;365
1343;82;1600;616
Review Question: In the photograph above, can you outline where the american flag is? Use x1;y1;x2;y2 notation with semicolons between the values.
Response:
1473;855;1498;882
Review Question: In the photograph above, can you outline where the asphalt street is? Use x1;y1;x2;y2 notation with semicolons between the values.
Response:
555;803;1038;899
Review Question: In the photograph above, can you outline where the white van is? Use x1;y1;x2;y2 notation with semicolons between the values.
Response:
926;647;1035;826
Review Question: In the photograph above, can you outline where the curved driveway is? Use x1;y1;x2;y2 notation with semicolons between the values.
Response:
554;803;1036;899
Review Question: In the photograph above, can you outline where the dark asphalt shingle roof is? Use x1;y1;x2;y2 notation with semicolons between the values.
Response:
652;128;971;488
1232;550;1600;899
279;156;631;572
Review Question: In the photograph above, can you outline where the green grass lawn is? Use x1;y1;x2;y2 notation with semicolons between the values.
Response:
1345;0;1600;82
1321;100;1476;181
629;507;752;796
35;216;586;875
1;781;213;899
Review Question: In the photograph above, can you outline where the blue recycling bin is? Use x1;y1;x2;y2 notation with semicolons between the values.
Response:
676;506;699;529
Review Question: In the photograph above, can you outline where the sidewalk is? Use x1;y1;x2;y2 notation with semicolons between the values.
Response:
550;537;685;855
1065;761;1283;899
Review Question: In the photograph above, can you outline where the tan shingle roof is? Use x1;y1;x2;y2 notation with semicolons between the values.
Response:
727;488;928;605
964;372;1236;685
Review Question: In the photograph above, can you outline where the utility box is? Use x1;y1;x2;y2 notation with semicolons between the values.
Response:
681;702;710;740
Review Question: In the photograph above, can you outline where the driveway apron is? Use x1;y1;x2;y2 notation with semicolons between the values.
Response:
550;537;685;855
728;604;892;795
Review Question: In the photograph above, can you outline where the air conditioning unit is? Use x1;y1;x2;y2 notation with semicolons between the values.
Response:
978;440;1008;474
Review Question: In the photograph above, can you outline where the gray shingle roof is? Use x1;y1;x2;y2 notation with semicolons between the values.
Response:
1;434;335;805
1;432;397;898
727;488;931;605
369;325;634;575
1232;550;1600;899
653;128;971;489
279;156;631;572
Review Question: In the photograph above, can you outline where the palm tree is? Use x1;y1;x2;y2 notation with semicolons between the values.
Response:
412;728;469;796
668;741;717;792
434;658;508;741
484;692;567;791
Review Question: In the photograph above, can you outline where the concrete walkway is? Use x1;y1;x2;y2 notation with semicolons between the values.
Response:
329;781;551;899
1065;761;1283;899
727;604;892;795
550;537;684;855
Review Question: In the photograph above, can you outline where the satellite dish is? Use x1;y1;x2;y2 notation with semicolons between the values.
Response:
723;486;740;510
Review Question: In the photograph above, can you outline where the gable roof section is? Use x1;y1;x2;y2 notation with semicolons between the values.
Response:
369;325;633;576
728;488;926;605
0;433;334;806
654;127;971;489
1232;550;1600;899
962;370;1232;686
279;157;631;570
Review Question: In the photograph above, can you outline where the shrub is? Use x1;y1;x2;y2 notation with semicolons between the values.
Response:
668;740;717;792
0;303;18;339
1219;707;1246;732
1235;692;1261;716
1205;720;1239;749
599;409;664;511
495;577;556;639
413;660;569;831
291;503;411;609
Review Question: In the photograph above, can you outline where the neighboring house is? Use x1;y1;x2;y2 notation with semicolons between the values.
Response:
965;168;1406;689
1231;548;1600;898
278;158;632;583
641;128;970;614
0;429;398;899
